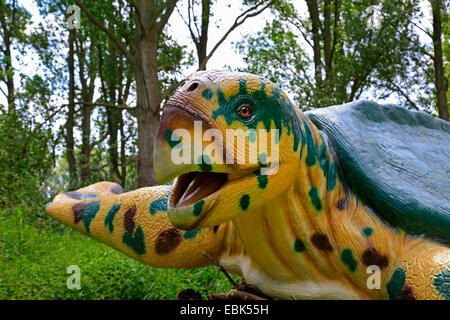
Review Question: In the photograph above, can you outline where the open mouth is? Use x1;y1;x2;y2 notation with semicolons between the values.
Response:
170;172;228;208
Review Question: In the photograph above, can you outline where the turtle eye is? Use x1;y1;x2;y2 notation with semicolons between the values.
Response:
237;104;252;119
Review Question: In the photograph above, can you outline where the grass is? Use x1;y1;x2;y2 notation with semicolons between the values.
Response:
0;207;238;300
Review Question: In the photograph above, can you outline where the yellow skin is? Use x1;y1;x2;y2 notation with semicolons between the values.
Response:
45;71;450;300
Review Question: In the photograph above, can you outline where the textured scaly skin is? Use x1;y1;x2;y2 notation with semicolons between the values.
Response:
45;71;450;300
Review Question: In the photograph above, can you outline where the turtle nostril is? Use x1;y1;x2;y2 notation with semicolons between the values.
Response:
187;82;199;92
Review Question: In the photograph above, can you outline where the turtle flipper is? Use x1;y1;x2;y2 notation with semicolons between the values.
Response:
45;181;221;268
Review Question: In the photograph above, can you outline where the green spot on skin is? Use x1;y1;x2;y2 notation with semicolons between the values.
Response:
240;194;250;210
257;175;268;189
294;238;306;252
164;129;181;149
303;118;317;166
122;225;146;255
341;249;358;272
202;88;213;100
317;135;337;191
362;227;374;237
198;155;212;172
150;196;168;215
387;268;406;300
193;200;205;216
308;187;322;211
105;203;121;232
433;270;450;300
326;163;337;191
184;230;200;239
82;201;100;233
216;89;227;108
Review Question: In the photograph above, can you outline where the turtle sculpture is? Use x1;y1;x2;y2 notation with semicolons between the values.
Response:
45;70;450;300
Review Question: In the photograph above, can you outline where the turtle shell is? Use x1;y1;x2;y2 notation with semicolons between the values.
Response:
306;100;450;244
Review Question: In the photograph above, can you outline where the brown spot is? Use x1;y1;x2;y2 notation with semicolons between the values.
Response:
111;184;124;194
362;247;389;269
337;198;346;210
213;225;219;233
310;233;333;251
400;285;416;300
123;206;137;233
72;203;85;223
65;191;82;200
155;228;182;254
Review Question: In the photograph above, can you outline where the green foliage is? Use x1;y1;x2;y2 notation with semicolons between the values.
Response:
236;19;316;108
0;207;237;300
237;0;433;111
0;0;32;44
0;109;53;208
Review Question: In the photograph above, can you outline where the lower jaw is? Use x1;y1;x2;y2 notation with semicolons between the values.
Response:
167;194;222;230
167;170;259;229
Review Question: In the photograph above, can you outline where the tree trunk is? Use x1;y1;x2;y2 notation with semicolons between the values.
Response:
107;108;121;180
4;38;14;111
80;103;92;183
66;28;77;188
136;104;159;187
0;1;14;112
322;0;335;104
306;0;323;88
431;0;449;121
197;0;211;70
77;38;96;184
135;25;160;187
119;115;127;189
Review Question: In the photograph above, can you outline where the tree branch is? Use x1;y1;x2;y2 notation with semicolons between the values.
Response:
63;101;136;111
411;20;432;38
198;0;274;70
0;85;6;98
161;1;275;102
177;0;199;48
80;101;135;111
20;104;67;157
387;81;420;110
330;0;340;64
72;0;136;67
287;17;314;49
125;0;146;37
156;0;178;34
90;131;109;150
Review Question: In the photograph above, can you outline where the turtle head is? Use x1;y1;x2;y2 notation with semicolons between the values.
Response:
154;70;303;230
